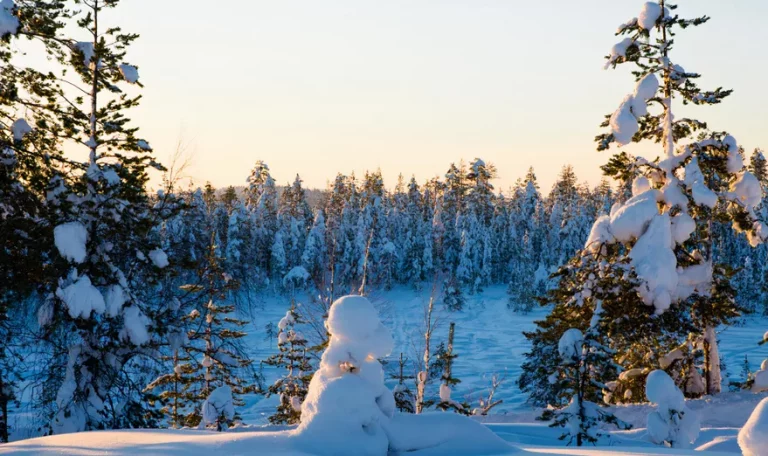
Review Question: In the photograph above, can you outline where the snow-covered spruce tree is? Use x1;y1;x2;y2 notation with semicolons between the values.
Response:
296;295;395;455
246;160;278;286
6;0;183;433
168;240;261;428
542;323;630;446
435;323;470;415
389;353;416;414
519;250;692;409
262;305;313;424
593;0;766;396
645;369;700;448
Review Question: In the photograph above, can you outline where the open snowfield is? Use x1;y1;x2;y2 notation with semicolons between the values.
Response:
5;286;767;455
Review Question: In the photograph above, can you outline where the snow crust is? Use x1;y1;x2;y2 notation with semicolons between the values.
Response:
54;222;88;263
738;397;768;456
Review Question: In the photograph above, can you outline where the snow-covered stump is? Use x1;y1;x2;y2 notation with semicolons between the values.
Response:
739;397;768;456
645;370;700;449
295;295;396;456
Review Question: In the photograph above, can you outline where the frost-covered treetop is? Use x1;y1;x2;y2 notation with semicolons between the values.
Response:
584;1;767;315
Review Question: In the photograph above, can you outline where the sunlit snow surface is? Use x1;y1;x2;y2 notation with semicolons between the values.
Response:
5;286;768;454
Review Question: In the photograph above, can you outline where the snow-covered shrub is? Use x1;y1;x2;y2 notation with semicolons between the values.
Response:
645;370;700;448
296;295;395;455
739;397;768;456
751;358;768;393
201;385;235;431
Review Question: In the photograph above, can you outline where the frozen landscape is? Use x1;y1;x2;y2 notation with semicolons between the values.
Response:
2;0;768;455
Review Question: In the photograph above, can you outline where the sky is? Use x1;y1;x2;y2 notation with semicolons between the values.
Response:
109;0;768;193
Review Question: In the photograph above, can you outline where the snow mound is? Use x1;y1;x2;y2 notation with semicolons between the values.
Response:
739;397;768;456
54;222;88;263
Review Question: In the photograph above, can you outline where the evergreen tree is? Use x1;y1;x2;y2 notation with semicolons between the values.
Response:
262;306;312;424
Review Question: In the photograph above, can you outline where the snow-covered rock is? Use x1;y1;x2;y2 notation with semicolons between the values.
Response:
54;222;88;263
739;397;768;456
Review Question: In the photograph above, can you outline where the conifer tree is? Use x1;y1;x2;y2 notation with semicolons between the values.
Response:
262;306;312;424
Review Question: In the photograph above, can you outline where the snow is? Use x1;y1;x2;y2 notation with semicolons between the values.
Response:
202;385;235;428
120;305;150;346
0;0;19;37
631;176;651;197
54;221;88;263
11;118;32;140
283;265;310;287
119;64;139;84
638;2;662;30
630;214;677;314
557;328;583;363
55;274;106;319
751;359;768;392
584;215;614;252
684;158;718;209
137;139;152;150
670;212;695;244
296;295;395;455
609;189;661;243
634;73;659;102
645;370;700;448
148;248;169;268
738;397;768;456
104;284;127;317
74;42;95;66
609;94;639;146
729;171;761;210
605;37;636;69
724;135;743;173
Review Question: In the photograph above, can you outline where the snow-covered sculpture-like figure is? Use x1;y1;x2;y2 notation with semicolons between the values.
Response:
297;295;395;456
645;370;700;448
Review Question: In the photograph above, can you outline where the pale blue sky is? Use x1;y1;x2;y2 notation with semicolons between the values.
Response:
114;0;768;192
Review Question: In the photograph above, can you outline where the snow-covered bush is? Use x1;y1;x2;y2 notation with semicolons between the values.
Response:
645;370;700;448
296;295;395;455
201;385;235;431
751;358;768;393
739;397;768;456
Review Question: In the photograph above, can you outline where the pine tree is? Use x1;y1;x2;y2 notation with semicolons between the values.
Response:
594;0;764;396
435;323;470;415
262;306;313;424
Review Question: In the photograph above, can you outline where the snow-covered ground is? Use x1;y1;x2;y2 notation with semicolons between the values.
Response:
5;286;768;454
